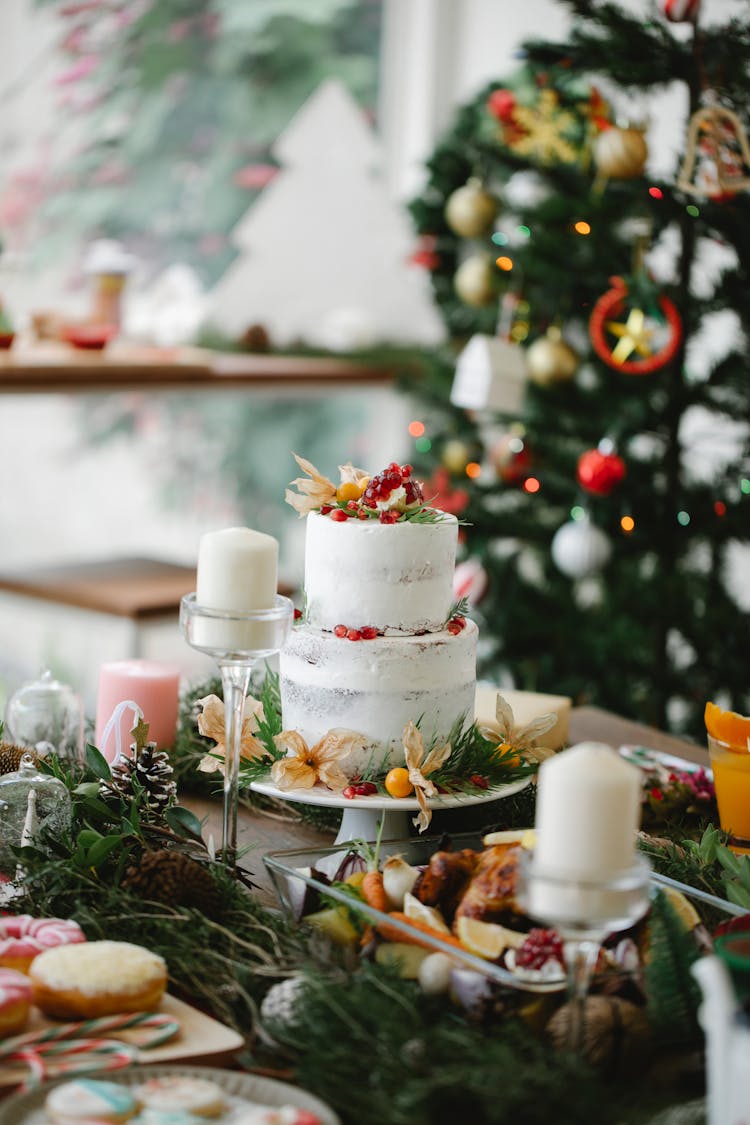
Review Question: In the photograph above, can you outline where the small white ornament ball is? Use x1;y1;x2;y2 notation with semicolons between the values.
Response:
260;975;305;1034
551;517;612;579
418;952;455;996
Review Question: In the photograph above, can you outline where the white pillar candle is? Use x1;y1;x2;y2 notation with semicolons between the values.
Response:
193;527;279;653
197;527;278;613
530;741;643;924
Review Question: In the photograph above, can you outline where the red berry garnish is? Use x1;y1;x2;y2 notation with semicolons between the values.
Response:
379;510;398;524
357;509;369;519
343;786;356;800
360;626;378;639
294;608;303;620
403;479;424;506
470;773;489;790
330;508;349;522
320;505;333;515
389;461;400;473
334;624;347;638
347;628;362;641
401;463;413;478
516;929;565;971
346;500;359;510
351;782;377;796
447;620;462;635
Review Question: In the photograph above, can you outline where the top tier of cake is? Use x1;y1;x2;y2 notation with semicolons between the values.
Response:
304;509;459;634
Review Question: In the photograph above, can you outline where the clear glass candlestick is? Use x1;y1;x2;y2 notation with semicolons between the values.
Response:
516;849;651;1055
180;592;294;870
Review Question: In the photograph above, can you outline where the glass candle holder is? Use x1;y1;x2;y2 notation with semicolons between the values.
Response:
180;592;294;870
516;849;651;1055
0;754;73;873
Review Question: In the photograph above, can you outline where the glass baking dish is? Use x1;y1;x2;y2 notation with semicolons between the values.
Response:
264;832;741;995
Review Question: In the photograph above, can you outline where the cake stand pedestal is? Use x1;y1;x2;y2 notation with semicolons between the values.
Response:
250;778;531;844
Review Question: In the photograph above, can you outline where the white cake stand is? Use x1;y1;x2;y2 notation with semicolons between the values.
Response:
250;777;531;844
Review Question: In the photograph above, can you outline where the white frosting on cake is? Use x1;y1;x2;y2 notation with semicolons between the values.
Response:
303;510;458;634
279;622;477;775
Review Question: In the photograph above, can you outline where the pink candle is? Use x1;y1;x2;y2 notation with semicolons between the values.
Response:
95;659;180;762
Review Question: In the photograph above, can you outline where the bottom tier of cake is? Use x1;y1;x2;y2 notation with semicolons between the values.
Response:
279;620;478;777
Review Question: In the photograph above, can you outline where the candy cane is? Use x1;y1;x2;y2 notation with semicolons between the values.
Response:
0;1011;179;1058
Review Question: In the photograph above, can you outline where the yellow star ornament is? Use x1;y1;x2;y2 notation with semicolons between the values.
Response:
606;306;655;364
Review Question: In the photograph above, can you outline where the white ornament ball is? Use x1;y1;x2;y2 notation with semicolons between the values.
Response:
419;952;455;996
551;518;612;579
260;975;305;1034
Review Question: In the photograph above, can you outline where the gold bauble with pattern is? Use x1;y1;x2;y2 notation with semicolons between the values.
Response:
526;327;578;386
454;255;496;307
593;125;648;179
445;179;499;238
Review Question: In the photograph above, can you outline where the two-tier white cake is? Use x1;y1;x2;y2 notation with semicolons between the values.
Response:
280;461;477;778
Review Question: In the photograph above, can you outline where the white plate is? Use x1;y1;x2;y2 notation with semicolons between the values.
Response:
0;1064;341;1125
251;776;531;810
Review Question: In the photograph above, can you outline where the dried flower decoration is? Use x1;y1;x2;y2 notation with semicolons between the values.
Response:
196;693;266;774
285;454;369;516
478;694;557;766
403;720;452;832
271;728;367;791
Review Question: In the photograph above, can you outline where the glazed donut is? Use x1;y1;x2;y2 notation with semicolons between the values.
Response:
0;915;86;974
30;940;167;1020
0;967;32;1037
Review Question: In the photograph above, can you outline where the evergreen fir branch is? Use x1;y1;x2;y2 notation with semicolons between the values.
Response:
644;889;702;1049
447;596;470;620
431;718;538;790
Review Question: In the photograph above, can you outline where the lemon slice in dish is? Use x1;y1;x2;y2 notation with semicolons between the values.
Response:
456;916;526;960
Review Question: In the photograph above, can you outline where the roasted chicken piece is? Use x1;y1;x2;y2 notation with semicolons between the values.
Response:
454;844;521;925
413;848;480;922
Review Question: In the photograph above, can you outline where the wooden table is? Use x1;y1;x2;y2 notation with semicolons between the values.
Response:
187;706;707;906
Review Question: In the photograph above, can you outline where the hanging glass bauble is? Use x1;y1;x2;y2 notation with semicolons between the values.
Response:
0;755;72;872
5;669;84;764
551;515;612;579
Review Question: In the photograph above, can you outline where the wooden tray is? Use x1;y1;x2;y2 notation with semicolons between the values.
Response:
0;993;244;1087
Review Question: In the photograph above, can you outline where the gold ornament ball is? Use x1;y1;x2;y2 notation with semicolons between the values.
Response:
594;126;648;179
526;329;578;386
454;255;495;307
441;439;472;474
445;180;498;239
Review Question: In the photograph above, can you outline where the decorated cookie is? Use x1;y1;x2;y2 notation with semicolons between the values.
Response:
135;1076;226;1117
45;1077;139;1123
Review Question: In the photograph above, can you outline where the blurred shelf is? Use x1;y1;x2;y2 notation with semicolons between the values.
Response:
0;342;394;393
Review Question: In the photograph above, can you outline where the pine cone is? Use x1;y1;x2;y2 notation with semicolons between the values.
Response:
101;743;176;813
0;742;37;775
122;849;223;917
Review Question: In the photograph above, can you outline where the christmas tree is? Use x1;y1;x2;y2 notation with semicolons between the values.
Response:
409;0;750;737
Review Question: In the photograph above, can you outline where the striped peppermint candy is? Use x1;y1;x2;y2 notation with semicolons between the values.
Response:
661;0;700;21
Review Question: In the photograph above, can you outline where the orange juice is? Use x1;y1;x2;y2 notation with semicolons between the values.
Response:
708;734;750;846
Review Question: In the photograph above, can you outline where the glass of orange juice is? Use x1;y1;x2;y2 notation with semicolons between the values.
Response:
706;702;750;852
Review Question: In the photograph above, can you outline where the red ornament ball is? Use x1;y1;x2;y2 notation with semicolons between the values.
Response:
577;448;627;497
487;88;516;123
660;0;700;22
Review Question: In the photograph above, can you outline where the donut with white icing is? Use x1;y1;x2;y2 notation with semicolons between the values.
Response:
30;940;166;1019
135;1074;226;1116
45;1077;139;1123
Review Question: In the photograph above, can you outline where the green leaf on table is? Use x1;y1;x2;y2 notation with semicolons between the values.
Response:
77;828;103;849
164;805;204;841
87;835;125;868
74;782;103;798
725;882;750;910
85;744;112;780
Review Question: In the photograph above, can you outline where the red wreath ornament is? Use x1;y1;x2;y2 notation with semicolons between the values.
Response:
589;276;683;375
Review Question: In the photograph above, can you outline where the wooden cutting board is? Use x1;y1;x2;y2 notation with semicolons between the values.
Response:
0;993;245;1088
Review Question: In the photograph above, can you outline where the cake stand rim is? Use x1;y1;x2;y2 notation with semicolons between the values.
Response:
249;776;531;810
